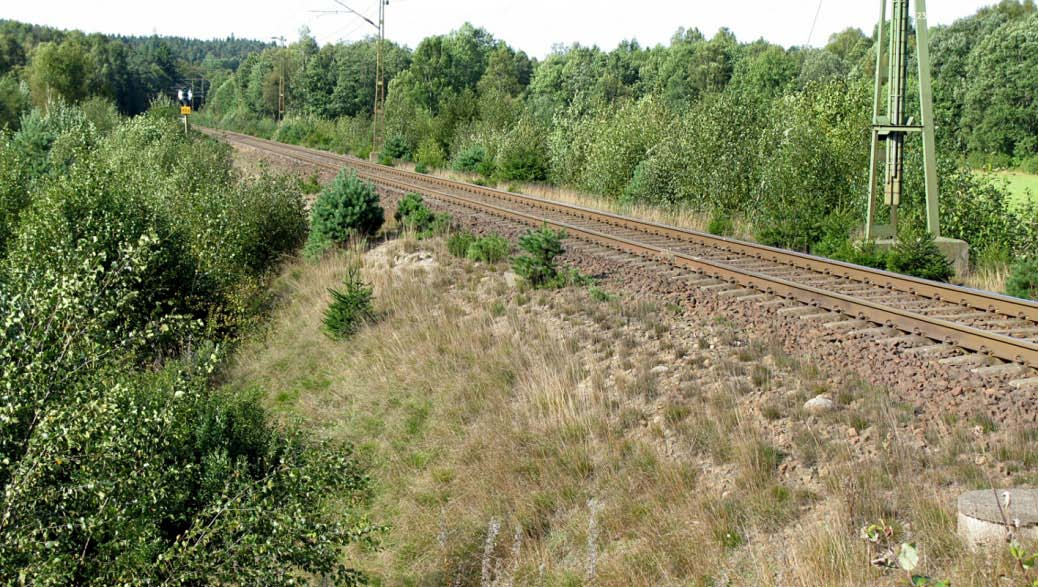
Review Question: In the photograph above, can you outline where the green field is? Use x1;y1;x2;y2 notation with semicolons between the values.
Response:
983;170;1038;207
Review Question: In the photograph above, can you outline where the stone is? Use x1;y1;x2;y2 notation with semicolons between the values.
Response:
958;489;1038;547
650;365;669;375
803;395;836;415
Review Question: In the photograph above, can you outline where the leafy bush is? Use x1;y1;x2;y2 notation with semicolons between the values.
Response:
307;170;384;258
885;228;954;282
496;117;548;182
466;234;510;263
454;143;488;173
324;266;376;339
394;192;449;238
1006;258;1038;300
414;162;429;174
708;210;735;236
416;136;447;169
512;225;567;288
813;237;889;269
448;231;477;258
0;108;374;584
383;134;409;159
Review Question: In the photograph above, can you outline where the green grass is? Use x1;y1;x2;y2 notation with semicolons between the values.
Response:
981;170;1038;208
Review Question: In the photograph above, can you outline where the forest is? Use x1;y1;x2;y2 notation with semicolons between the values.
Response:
0;19;269;125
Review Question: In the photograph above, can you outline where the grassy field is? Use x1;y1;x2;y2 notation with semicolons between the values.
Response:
983;169;1038;207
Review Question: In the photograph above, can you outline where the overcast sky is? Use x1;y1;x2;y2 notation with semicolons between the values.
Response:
3;1;997;57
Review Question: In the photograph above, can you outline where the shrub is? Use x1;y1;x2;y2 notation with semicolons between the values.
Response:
1006;258;1038;300
466;234;510;263
306;170;384;258
414;162;429;174
454;143;488;174
324;266;376;339
512;225;567;288
448;232;477;258
1020;156;1038;175
0;110;375;584
885;228;954;282
415;136;446;169
394;192;449;238
813;237;889;269
382;134;409;159
708;210;735;236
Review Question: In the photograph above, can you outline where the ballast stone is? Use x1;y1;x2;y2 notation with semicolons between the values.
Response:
803;395;836;415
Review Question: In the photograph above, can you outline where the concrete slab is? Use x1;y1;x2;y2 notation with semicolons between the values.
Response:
959;489;1038;547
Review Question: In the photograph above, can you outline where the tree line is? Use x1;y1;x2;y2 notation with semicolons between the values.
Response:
0;19;270;127
196;3;1037;278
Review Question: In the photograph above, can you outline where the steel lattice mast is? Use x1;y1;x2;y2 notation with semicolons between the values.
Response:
865;0;941;240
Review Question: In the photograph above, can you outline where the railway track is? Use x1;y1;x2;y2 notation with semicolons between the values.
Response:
209;128;1038;385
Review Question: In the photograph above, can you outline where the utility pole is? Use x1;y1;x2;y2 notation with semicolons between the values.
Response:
372;0;387;161
313;0;388;160
272;36;287;121
865;0;940;240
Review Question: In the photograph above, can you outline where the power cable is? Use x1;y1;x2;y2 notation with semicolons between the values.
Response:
807;0;825;46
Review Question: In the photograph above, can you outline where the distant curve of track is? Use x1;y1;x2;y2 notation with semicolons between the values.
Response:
207;128;1038;373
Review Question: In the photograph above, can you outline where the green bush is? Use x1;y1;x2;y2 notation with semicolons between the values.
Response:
324;266;376;339
306;170;384;258
394;192;449;238
466;234;510;263
448;231;477;258
512;225;567;288
414;162;429;174
382;134;409;159
1006;258;1038;300
1020;156;1038;175
708;211;735;236
812;237;889;269
0;108;374;584
885;228;954;282
454;143;488;174
416;136;447;169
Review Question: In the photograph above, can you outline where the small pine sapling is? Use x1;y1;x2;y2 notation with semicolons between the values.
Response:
323;266;376;340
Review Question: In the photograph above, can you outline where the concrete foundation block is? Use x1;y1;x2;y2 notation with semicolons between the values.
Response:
958;489;1038;547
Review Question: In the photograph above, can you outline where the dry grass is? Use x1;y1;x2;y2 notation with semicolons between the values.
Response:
961;261;1010;294
223;235;1037;586
397;161;755;240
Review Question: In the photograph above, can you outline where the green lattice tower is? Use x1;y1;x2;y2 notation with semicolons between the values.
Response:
865;0;941;240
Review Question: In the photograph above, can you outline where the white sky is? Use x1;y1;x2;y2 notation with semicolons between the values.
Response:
3;1;997;57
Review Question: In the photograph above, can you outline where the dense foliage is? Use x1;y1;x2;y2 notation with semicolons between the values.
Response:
0;103;375;583
1007;258;1038;301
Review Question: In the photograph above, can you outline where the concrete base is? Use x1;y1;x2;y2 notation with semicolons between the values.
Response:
874;237;970;276
958;489;1038;547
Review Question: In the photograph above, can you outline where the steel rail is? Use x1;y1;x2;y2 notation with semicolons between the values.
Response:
209;129;1038;367
220;129;1038;322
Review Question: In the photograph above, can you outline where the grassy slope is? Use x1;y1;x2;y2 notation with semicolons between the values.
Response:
221;232;1036;586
